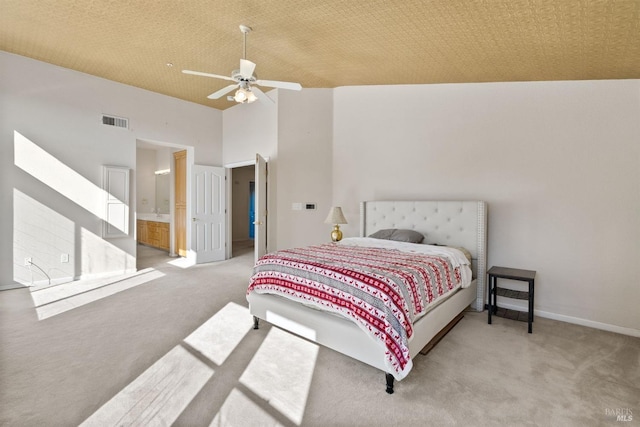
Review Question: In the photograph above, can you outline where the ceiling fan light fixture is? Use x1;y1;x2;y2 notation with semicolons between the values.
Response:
246;89;257;103
233;88;247;102
233;86;257;103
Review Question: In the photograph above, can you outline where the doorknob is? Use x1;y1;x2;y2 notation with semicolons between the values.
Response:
253;221;263;225
192;218;196;222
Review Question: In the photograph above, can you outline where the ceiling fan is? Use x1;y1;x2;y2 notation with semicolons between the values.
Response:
182;25;302;104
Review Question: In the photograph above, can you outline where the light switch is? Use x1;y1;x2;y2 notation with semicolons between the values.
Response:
292;203;303;211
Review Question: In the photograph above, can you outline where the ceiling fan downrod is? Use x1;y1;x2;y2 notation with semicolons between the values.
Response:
239;25;252;60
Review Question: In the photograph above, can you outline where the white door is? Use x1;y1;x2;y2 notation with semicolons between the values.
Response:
254;154;267;263
192;165;226;263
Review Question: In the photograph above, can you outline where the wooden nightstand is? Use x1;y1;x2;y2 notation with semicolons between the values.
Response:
487;266;536;333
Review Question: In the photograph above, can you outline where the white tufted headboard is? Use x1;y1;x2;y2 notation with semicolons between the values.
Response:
359;201;487;311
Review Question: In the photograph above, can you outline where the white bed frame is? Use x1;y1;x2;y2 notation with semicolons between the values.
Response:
248;200;487;393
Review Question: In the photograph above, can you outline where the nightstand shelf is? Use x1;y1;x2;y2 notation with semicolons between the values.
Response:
487;266;536;333
495;287;529;300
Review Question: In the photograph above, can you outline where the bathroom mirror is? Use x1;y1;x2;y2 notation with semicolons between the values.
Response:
155;173;170;214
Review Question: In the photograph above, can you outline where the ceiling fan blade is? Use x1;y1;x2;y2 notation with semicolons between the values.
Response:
255;79;302;91
240;59;256;79
207;84;239;99
252;86;274;104
182;69;235;82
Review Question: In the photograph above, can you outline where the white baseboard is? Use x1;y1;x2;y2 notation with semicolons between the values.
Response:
17;269;139;291
536;309;640;338
496;300;640;338
13;276;74;289
0;283;28;291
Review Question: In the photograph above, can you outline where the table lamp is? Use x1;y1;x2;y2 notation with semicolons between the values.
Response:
324;206;347;242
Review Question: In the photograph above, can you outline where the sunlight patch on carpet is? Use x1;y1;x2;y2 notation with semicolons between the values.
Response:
167;256;195;268
32;268;165;320
184;302;253;365
80;345;213;426
210;388;284;427
240;328;318;425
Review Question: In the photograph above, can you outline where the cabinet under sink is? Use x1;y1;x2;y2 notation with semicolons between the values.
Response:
137;219;169;251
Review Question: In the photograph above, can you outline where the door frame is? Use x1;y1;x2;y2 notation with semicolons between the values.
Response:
173;149;188;257
135;139;194;259
173;146;196;258
224;157;268;259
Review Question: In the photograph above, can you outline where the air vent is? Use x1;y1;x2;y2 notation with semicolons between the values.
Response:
101;114;129;129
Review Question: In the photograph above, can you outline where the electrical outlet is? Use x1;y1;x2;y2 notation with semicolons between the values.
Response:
24;257;32;266
61;253;69;263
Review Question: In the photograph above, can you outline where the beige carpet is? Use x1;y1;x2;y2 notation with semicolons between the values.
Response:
1;244;638;426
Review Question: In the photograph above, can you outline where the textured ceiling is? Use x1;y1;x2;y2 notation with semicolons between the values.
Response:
1;0;639;110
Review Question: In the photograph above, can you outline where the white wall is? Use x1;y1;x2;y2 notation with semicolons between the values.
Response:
276;89;334;249
136;146;172;215
223;91;279;165
156;146;171;171
1;52;222;288
222;89;334;251
136;148;157;214
332;80;640;333
223;91;279;253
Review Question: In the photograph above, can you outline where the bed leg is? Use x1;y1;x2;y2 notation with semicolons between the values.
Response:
385;373;394;394
253;316;259;330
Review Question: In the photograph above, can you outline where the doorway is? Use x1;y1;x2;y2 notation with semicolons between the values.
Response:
135;140;177;267
231;165;255;256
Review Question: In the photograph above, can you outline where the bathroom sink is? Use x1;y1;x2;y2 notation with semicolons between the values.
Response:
137;213;170;223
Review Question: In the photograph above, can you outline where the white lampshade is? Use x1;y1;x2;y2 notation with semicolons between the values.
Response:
324;206;347;225
234;87;257;103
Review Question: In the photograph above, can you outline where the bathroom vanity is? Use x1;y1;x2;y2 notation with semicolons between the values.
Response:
137;214;170;251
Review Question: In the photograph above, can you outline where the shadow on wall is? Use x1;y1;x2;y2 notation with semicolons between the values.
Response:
12;131;135;288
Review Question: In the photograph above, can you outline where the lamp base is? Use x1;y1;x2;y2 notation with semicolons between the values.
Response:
331;225;343;242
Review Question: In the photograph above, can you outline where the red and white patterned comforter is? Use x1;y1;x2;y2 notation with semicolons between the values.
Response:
247;237;472;380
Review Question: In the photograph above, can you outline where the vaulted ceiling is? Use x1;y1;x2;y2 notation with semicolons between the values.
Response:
2;0;639;110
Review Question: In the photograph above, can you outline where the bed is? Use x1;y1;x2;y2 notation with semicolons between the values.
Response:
247;200;487;393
